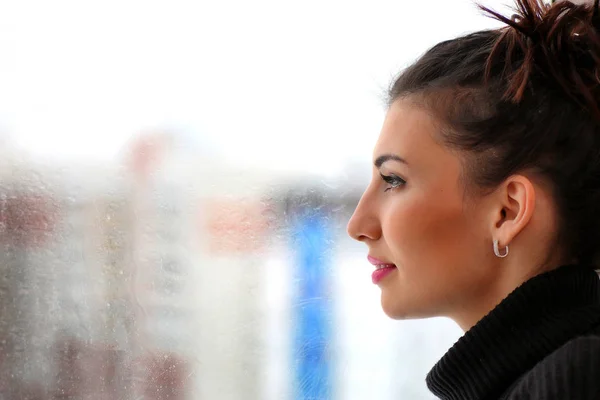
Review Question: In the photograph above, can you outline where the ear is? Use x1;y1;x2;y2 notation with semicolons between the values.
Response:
490;174;536;248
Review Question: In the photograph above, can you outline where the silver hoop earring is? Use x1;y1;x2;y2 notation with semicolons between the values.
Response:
493;239;509;258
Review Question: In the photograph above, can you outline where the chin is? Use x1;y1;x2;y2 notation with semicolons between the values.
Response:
380;295;412;320
380;293;434;320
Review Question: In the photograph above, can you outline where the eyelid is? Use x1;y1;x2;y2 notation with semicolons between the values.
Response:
379;172;406;188
380;172;391;182
379;172;404;182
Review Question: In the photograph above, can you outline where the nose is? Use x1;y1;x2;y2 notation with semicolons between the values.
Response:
346;190;381;243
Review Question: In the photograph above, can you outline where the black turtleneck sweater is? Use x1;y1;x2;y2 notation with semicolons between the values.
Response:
426;264;600;400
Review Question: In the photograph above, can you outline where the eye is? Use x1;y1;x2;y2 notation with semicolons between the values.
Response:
380;173;406;192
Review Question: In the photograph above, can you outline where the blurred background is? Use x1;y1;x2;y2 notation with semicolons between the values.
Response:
0;0;511;399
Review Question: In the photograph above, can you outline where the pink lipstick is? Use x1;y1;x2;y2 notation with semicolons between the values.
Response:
367;255;397;284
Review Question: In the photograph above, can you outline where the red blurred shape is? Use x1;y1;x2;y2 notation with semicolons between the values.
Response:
0;193;58;248
204;198;271;254
138;351;190;400
51;336;126;400
126;132;171;182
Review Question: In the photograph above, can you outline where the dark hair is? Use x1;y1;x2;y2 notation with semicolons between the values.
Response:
388;0;600;265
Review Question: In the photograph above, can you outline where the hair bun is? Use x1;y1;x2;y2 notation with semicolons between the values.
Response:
480;0;600;120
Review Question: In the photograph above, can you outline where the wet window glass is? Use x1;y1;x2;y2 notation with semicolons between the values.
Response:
0;1;508;399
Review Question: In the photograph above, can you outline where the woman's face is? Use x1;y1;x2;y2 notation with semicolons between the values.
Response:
347;99;496;320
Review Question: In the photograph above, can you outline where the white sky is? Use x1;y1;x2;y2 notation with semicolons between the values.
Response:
0;0;508;175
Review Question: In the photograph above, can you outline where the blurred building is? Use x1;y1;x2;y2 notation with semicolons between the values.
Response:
0;129;450;400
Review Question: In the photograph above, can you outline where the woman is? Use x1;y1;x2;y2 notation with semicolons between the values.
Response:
347;0;600;398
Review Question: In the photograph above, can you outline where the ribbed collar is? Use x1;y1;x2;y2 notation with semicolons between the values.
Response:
426;264;600;400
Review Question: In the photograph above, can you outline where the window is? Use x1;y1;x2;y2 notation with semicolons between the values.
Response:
0;1;506;398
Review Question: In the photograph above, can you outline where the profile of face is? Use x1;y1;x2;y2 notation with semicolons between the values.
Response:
347;99;504;321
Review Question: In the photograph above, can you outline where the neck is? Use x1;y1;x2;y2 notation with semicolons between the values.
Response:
427;264;600;400
451;252;566;331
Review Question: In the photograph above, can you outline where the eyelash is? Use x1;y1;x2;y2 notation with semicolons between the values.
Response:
380;173;406;192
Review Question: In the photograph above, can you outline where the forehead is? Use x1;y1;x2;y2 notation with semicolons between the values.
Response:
374;100;447;164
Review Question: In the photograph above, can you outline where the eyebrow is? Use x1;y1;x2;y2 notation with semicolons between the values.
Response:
374;154;408;168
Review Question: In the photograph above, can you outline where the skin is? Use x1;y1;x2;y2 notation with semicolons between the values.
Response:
347;98;568;331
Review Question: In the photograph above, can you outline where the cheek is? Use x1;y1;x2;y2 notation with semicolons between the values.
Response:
384;195;473;268
380;194;483;318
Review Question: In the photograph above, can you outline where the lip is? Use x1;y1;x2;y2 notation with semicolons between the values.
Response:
367;255;396;267
371;266;396;284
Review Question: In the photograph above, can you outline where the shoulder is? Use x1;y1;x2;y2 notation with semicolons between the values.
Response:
504;334;600;400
